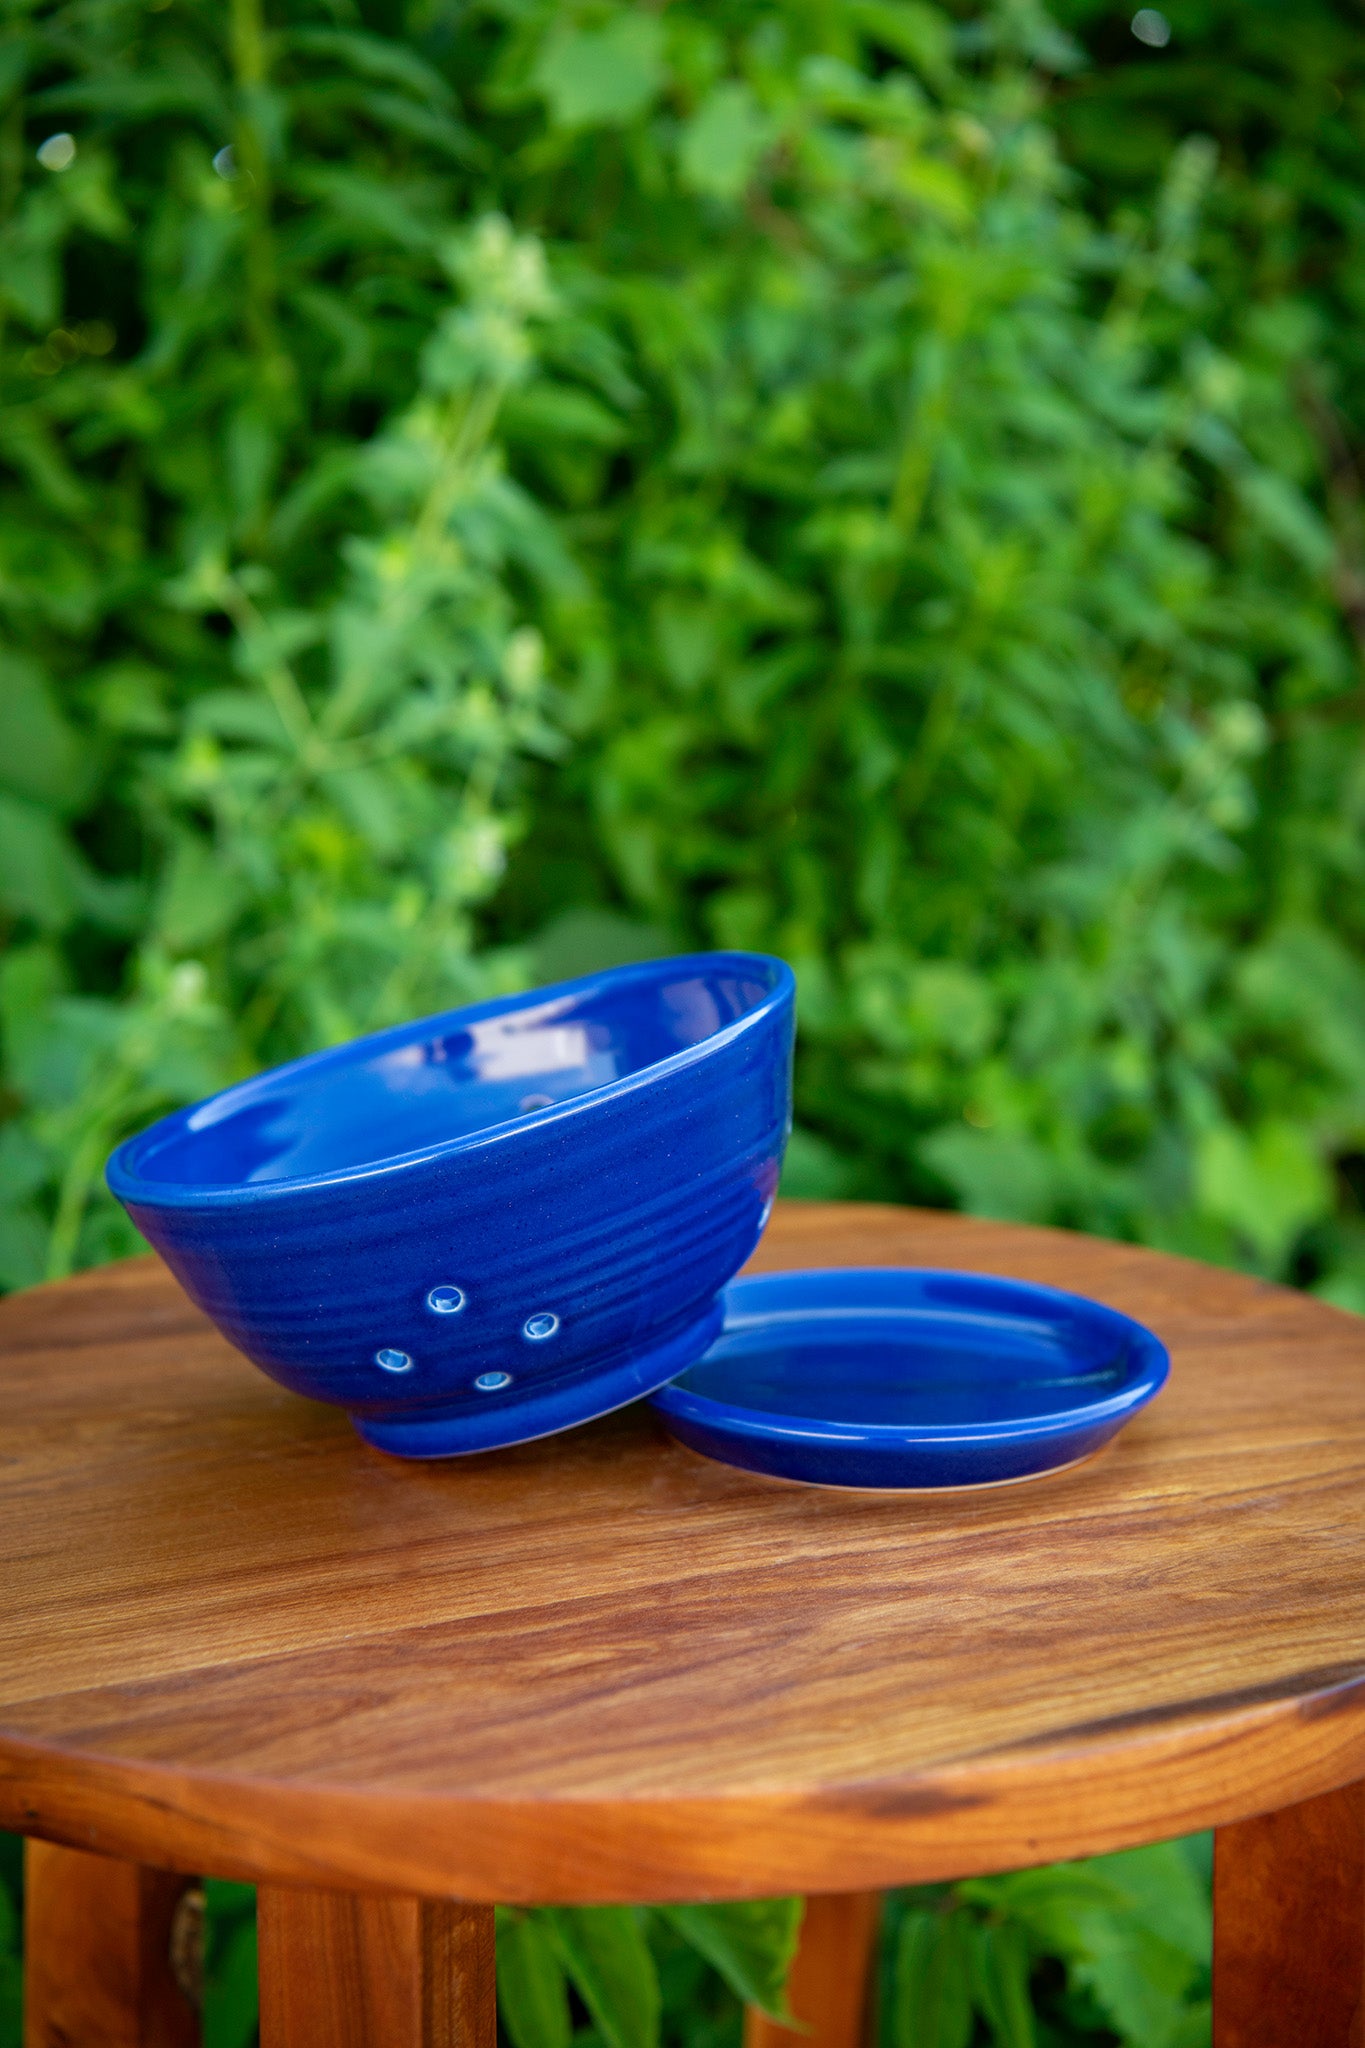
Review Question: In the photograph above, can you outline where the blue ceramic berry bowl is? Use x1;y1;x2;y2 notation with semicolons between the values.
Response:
107;953;794;1457
650;1267;1169;1489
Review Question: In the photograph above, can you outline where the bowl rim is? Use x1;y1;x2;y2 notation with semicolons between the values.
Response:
106;950;794;1210
649;1266;1171;1445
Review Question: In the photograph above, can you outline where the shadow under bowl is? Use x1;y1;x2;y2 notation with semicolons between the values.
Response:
107;952;794;1457
649;1267;1170;1489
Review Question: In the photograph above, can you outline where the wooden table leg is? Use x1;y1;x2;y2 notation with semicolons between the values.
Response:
24;1839;200;2048
744;1893;881;2048
257;1886;495;2048
1213;1779;1365;2047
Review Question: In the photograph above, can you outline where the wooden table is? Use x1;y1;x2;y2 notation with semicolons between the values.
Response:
3;1202;1365;2048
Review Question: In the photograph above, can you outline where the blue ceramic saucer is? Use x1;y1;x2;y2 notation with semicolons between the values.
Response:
107;953;794;1458
649;1267;1169;1489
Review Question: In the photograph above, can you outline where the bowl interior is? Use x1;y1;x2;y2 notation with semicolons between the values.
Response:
124;958;782;1191
671;1269;1162;1431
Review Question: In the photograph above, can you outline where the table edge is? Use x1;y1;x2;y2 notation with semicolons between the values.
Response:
3;1673;1364;1898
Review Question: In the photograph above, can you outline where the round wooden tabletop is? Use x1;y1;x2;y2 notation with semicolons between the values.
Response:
2;1201;1364;1903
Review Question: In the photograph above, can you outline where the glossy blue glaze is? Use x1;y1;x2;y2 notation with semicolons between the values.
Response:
107;953;794;1457
649;1267;1169;1489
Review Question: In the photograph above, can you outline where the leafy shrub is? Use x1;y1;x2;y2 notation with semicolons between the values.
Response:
239;1859;1217;2048
1;0;1361;1295
475;0;1363;1290
0;0;572;1281
0;1842;1214;2048
885;1838;1212;2047
1052;0;1365;431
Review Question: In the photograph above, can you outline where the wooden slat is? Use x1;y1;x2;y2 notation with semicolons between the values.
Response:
257;1887;495;2048
1212;1779;1365;2047
745;1894;881;2048
24;1839;199;2048
1;1206;1364;1897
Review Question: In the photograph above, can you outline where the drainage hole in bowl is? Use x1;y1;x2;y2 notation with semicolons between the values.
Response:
426;1285;466;1315
375;1348;414;1374
475;1371;513;1392
523;1313;560;1342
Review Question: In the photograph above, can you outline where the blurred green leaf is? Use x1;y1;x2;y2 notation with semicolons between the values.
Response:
531;16;665;129
780;1126;858;1199
679;83;771;199
0;1858;19;2048
969;1920;1034;2048
893;1909;972;2048
658;1900;803;2021
1195;1122;1333;1269
1095;1845;1212;1969
0;946;67;1094
918;1127;1060;1225
543;1908;661;2048
0;655;91;810
156;839;248;952
498;1911;574;2048
203;1880;258;2048
0;795;81;931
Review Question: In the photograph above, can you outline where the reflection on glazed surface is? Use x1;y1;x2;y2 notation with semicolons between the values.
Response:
129;966;770;1188
683;1314;1132;1428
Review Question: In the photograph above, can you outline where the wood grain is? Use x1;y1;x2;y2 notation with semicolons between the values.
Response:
1213;1781;1365;2046
744;1894;880;2048
257;1889;494;2048
1;1203;1364;1899
24;1841;199;2048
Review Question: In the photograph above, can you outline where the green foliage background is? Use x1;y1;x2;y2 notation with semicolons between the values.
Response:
0;0;1360;2040
2;0;1364;1297
0;1843;1213;2048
